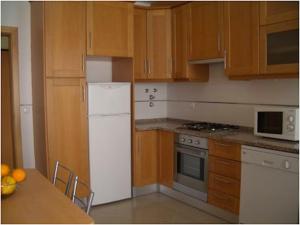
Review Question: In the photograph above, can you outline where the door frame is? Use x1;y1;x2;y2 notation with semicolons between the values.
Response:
1;26;23;167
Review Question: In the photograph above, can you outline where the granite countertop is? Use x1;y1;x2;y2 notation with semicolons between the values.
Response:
135;118;299;154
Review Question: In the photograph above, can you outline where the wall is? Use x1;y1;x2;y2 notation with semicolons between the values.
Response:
86;57;112;83
1;1;35;168
135;63;299;127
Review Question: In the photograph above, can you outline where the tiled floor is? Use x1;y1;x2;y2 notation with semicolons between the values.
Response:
90;193;227;224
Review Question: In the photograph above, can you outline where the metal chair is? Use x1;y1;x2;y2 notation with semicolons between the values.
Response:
52;160;74;196
71;176;94;215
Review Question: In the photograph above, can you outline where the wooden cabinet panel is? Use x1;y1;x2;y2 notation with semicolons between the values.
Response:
260;1;299;25
172;5;209;81
134;130;158;187
209;156;241;180
147;9;172;80
133;8;147;79
44;2;86;77
46;78;89;185
158;130;174;188
224;2;259;77
208;189;240;214
188;2;223;60
259;20;299;75
208;139;241;161
208;173;240;198
87;2;133;57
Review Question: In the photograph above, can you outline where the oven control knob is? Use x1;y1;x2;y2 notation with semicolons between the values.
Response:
288;115;294;122
195;141;200;145
287;124;295;131
188;139;192;143
181;138;186;142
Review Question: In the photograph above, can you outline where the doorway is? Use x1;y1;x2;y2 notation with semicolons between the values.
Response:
1;26;23;168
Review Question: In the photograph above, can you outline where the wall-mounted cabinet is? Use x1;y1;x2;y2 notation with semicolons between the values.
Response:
44;2;86;77
260;20;299;75
187;2;224;61
224;2;260;78
260;1;299;25
134;8;172;81
87;2;133;57
172;4;209;81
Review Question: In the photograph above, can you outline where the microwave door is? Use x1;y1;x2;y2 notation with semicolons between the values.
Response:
257;111;283;134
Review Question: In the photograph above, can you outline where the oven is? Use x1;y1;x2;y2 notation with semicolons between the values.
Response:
173;134;208;201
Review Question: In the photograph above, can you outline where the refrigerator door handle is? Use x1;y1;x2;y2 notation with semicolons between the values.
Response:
89;113;130;117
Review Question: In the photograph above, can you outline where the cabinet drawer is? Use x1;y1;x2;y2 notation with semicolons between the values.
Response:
209;156;241;180
208;139;241;161
208;189;240;214
208;173;240;198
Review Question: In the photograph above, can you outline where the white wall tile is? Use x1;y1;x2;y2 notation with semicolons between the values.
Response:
135;101;167;119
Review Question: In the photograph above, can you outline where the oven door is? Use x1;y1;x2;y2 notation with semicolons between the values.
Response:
174;144;208;193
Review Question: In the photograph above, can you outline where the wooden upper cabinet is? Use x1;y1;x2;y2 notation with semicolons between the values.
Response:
260;1;299;25
188;2;224;61
147;9;172;80
44;2;86;77
172;5;209;81
46;78;89;185
87;2;133;57
133;8;147;79
133;130;158;187
224;2;260;77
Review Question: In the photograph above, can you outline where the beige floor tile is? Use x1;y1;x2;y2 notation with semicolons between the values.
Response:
90;193;227;224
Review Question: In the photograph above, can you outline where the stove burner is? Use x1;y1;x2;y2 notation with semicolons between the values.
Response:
181;122;239;132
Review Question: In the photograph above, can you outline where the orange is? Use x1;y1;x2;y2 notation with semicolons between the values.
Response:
1;164;10;177
12;169;26;182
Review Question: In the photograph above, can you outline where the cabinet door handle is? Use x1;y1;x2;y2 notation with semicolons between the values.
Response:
148;59;151;75
224;49;227;69
144;59;147;75
216;142;231;148
217;32;221;52
88;31;92;49
82;54;85;72
81;82;86;102
212;192;229;200
216;159;231;166
169;57;173;75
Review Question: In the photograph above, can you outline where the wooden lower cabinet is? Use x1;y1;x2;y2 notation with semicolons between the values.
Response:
158;130;174;188
208;139;241;215
133;130;158;187
133;130;174;188
46;78;89;186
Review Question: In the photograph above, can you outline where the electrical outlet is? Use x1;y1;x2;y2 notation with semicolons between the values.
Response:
190;103;196;110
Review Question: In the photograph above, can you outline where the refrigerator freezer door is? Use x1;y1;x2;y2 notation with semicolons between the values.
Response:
89;114;131;205
88;83;131;115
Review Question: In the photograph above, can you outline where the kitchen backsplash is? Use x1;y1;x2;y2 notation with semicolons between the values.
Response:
135;63;299;126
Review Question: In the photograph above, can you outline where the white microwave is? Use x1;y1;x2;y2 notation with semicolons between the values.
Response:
254;106;299;141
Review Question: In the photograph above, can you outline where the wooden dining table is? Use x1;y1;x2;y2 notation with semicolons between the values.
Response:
1;169;94;224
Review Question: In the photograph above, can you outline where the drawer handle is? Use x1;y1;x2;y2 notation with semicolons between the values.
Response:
212;192;229;201
216;143;231;148
216;160;231;166
215;176;231;184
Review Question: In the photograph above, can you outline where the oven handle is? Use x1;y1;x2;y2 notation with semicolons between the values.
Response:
175;146;207;159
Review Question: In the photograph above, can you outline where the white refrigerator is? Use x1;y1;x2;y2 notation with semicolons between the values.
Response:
88;82;131;205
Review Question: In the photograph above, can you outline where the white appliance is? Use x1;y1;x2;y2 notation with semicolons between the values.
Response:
240;145;299;224
254;106;299;141
88;82;131;205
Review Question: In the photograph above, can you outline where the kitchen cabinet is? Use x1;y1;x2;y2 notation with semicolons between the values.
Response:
44;2;86;77
259;20;299;75
134;130;158;187
260;1;299;25
134;8;172;80
133;8;147;80
46;78;89;185
208;139;241;214
224;2;260;77
171;5;209;81
188;2;224;61
87;2;133;57
158;130;174;188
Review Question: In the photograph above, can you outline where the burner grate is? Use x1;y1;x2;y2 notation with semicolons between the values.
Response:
182;122;239;131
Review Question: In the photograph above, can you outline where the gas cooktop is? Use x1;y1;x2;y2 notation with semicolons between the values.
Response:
180;122;239;132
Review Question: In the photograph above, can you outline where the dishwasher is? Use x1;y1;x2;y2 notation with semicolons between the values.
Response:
240;145;299;224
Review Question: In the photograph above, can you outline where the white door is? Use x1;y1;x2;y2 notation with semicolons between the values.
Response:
88;83;131;115
89;114;131;205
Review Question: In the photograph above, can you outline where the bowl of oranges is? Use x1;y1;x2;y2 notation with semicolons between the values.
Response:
1;164;26;197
